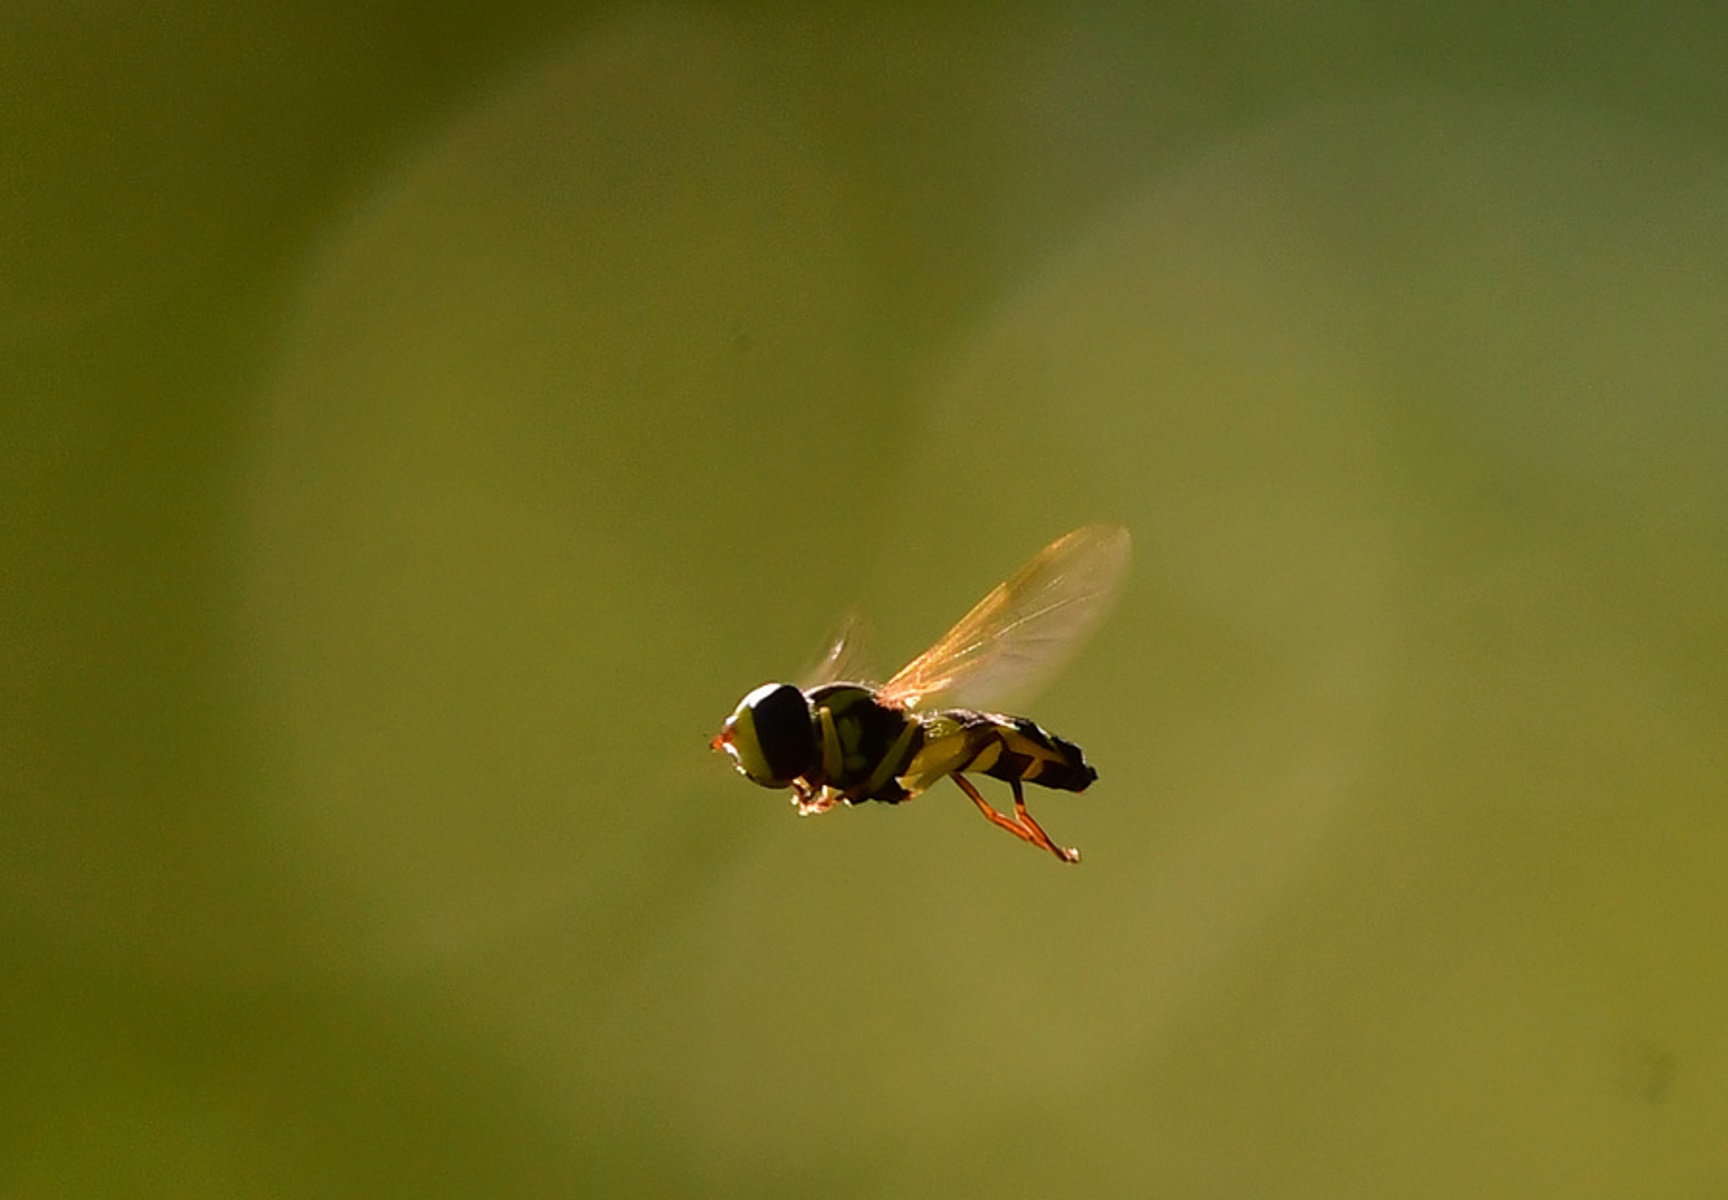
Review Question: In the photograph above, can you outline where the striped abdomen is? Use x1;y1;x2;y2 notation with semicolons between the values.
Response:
902;709;1097;796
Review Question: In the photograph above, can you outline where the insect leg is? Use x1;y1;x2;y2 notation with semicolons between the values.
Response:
791;779;839;816
950;774;1034;844
950;775;1079;864
1008;776;1080;864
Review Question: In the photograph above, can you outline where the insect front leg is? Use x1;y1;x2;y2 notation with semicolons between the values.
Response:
791;778;840;816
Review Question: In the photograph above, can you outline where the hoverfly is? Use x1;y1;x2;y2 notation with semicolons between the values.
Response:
711;524;1130;863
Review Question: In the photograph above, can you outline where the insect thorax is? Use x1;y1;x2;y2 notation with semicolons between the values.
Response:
804;683;924;803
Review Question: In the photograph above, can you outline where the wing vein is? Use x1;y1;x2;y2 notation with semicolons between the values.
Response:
877;524;1131;712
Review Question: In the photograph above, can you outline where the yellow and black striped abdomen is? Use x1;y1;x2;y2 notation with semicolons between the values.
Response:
974;713;1097;792
906;709;1097;795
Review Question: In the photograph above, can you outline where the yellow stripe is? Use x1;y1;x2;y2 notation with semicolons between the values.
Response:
818;705;842;782
966;741;1002;774
860;719;920;797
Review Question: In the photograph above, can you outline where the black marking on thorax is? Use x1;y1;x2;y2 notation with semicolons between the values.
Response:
806;683;925;803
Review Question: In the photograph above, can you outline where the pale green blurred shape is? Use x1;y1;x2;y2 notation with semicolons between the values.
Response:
5;5;1727;1198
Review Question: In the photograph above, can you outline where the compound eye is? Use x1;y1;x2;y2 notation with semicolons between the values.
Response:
721;683;818;787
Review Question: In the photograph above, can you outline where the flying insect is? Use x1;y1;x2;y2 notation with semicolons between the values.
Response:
711;524;1130;863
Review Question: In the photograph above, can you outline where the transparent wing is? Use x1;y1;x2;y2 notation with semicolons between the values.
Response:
801;608;879;688
878;524;1131;713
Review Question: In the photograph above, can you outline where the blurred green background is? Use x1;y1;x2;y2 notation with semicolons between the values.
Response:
6;4;1727;1196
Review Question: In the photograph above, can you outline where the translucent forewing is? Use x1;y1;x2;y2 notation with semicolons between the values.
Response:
801;608;878;688
877;524;1131;713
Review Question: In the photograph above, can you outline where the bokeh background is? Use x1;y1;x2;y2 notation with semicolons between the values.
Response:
6;4;1727;1196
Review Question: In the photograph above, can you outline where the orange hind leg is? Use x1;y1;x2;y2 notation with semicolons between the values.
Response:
951;775;1080;863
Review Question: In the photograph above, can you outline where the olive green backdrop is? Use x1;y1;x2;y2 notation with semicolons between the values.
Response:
6;5;1726;1197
